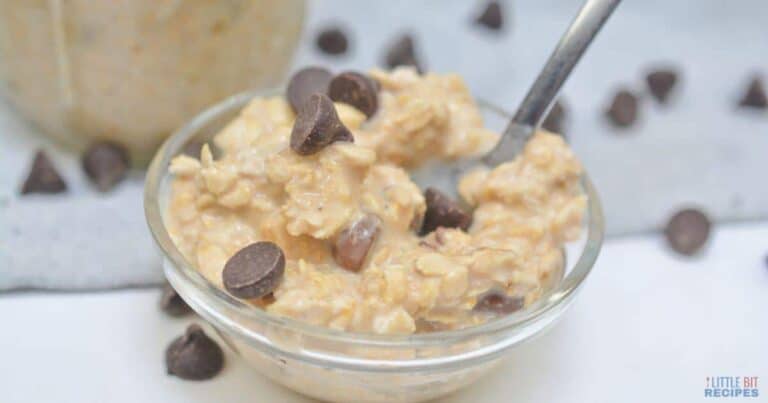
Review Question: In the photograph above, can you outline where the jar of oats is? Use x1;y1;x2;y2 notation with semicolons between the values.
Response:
0;0;305;163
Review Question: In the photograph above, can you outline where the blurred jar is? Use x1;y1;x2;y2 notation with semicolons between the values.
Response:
0;0;305;163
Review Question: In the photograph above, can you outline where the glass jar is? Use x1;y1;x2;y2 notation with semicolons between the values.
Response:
144;89;605;403
0;0;305;163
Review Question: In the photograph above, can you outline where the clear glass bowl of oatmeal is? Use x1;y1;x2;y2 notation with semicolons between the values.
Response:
145;79;604;402
0;0;304;164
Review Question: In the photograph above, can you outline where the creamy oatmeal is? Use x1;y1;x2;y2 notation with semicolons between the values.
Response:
166;67;586;334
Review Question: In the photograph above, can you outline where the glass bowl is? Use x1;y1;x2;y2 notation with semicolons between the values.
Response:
144;88;604;403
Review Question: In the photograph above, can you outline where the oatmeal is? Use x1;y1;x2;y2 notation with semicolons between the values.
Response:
166;66;586;334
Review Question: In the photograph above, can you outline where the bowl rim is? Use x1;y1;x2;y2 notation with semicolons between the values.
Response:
144;88;605;349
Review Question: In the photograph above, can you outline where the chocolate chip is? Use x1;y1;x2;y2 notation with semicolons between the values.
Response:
223;242;285;299
286;67;333;113
646;69;678;103
328;72;379;118
420;187;472;235
664;208;711;256
384;34;424;73
541;100;566;134
165;324;224;381
82;141;130;192
159;283;192;317
333;214;381;272
316;27;349;55
473;289;524;314
605;89;639;128
738;76;767;109
20;150;67;195
474;1;504;31
290;93;353;155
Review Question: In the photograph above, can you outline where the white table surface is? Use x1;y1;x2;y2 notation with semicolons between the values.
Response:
1;221;765;403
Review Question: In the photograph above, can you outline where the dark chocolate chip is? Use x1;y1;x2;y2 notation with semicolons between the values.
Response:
475;1;504;31
316;27;349;55
541;100;566;135
605;89;639;128
473;289;524;314
223;242;285;299
165;324;224;381
646;69;678;103
290;93;353;155
328;72;379;118
159;283;192;317
738;76;767;109
20;150;67;195
664;208;711;256
286;67;333;113
420;187;472;235
333;214;381;272
384;34;424;73
82;141;130;192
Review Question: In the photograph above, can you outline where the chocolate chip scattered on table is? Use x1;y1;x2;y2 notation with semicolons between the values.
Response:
383;34;424;73
664;208;711;256
165;324;224;381
542;99;567;135
20;150;67;195
738;76;767;109
159;283;192;317
82;141;130;192
606;89;639;128
474;1;504;31
645;68;678;104
316;26;349;56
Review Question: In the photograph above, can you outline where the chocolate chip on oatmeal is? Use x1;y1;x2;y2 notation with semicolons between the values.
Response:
82;141;130;192
664;208;711;256
473;289;524;314
738;76;767;109
223;241;285;299
646;68;678;103
290;93;353;155
474;1;504;31
333;214;381;272
420;187;472;235
605;89;639;128
316;26;349;55
541;100;566;135
286;67;333;113
160;283;192;317
328;72;379;118
165;324;224;380
384;34;424;73
20;150;67;195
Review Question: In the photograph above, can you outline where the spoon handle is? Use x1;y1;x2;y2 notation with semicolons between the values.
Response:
508;0;621;129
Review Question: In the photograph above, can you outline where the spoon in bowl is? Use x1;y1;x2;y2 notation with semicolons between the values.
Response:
413;0;621;194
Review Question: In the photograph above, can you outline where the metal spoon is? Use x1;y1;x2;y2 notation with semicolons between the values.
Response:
414;0;621;194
